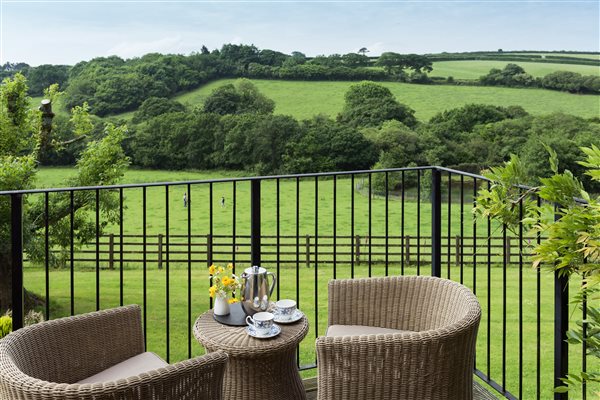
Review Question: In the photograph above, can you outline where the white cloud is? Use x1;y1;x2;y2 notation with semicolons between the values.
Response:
105;35;186;58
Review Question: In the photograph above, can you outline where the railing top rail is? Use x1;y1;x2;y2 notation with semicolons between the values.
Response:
0;165;553;197
0;166;441;195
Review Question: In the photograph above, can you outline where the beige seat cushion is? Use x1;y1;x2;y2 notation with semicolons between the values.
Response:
77;352;167;384
326;325;406;337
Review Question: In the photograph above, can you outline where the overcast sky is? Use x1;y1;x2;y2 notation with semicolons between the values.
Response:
1;1;599;66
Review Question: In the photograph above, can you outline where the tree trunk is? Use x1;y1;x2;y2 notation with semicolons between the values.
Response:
0;252;12;315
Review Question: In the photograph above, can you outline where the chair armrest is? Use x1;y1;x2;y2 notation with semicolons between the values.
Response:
2;351;229;400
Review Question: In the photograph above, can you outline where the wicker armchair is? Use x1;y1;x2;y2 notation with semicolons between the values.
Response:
316;275;481;400
0;305;228;400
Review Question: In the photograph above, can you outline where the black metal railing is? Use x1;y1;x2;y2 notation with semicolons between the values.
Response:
2;166;590;400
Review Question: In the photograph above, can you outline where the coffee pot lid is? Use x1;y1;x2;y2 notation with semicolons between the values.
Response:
244;265;267;275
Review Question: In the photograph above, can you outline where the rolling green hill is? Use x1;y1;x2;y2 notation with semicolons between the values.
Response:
429;60;599;79
174;79;600;122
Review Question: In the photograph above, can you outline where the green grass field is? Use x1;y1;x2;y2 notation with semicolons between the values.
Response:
173;78;600;122
24;167;598;399
429;60;600;79
503;53;600;60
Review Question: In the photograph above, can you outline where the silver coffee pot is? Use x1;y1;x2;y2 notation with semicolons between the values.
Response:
241;265;276;316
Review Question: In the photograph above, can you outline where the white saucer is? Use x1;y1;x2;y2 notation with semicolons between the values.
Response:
246;323;281;339
273;309;304;324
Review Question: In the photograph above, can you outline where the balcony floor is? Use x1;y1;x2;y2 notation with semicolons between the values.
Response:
302;377;499;399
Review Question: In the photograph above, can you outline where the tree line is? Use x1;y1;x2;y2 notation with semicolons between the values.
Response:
3;45;597;118
40;78;598;192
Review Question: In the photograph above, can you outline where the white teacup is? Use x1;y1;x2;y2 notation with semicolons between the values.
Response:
246;311;274;335
275;299;297;320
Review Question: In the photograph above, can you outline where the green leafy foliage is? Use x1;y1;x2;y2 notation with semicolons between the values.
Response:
475;146;600;394
337;81;417;128
0;315;11;339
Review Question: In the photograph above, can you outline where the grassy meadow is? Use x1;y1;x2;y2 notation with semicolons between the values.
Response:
428;60;600;79
173;78;600;122
24;167;598;399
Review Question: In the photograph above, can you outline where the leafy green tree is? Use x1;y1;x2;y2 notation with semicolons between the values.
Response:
341;53;370;68
25;64;70;96
519;113;600;190
283;115;378;173
132;97;186;124
337;81;417;128
0;74;129;313
203;79;275;115
375;52;405;75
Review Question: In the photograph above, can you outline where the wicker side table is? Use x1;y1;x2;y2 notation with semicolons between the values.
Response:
194;310;309;400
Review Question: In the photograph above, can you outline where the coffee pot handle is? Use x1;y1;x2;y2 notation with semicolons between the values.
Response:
267;272;277;297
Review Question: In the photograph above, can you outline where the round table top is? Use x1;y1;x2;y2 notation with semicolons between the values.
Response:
194;309;309;358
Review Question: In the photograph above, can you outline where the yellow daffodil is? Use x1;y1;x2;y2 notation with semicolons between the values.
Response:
227;263;233;270
228;298;239;304
207;263;241;299
209;285;217;298
208;265;216;275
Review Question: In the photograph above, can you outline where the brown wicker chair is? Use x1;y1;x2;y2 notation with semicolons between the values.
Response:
316;275;481;400
0;305;228;400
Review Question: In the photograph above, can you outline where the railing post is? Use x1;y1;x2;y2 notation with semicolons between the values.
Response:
251;179;261;266
11;194;24;330
554;271;569;399
431;168;442;277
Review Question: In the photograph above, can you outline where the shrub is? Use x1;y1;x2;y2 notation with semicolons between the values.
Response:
0;315;12;339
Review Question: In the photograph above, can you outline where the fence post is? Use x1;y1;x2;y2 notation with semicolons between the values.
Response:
207;234;213;267
158;234;163;270
355;235;361;265
305;235;310;268
505;236;511;265
11;194;24;330
251;179;261;266
455;235;461;266
405;235;411;265
108;233;114;270
431;168;442;277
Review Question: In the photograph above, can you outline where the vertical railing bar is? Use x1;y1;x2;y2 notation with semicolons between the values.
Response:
276;178;280;300
250;180;260;266
582;284;587;400
536;195;541;400
44;192;49;320
143;186;147;349
554;205;569;400
519;197;524;399
333;175;337;280
233;182;237;271
314;176;319;345
295;177;300;367
447;172;451;279
368;173;372;277
401;171;405;275
385;171;389;276
502;223;507;391
11;194;24;330
95;189;100;311
187;183;192;359
431;169;441;278
209;183;214;309
165;185;170;363
70;191;74;316
351;174;355;279
460;175;464;284
472;178;477;295
417;170;421;276
487;181;491;379
119;188;124;307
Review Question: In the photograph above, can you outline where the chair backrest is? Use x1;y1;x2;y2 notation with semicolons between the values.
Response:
328;275;480;332
0;305;144;384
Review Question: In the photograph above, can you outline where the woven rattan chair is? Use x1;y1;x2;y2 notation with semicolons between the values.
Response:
0;305;228;400
316;275;481;400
